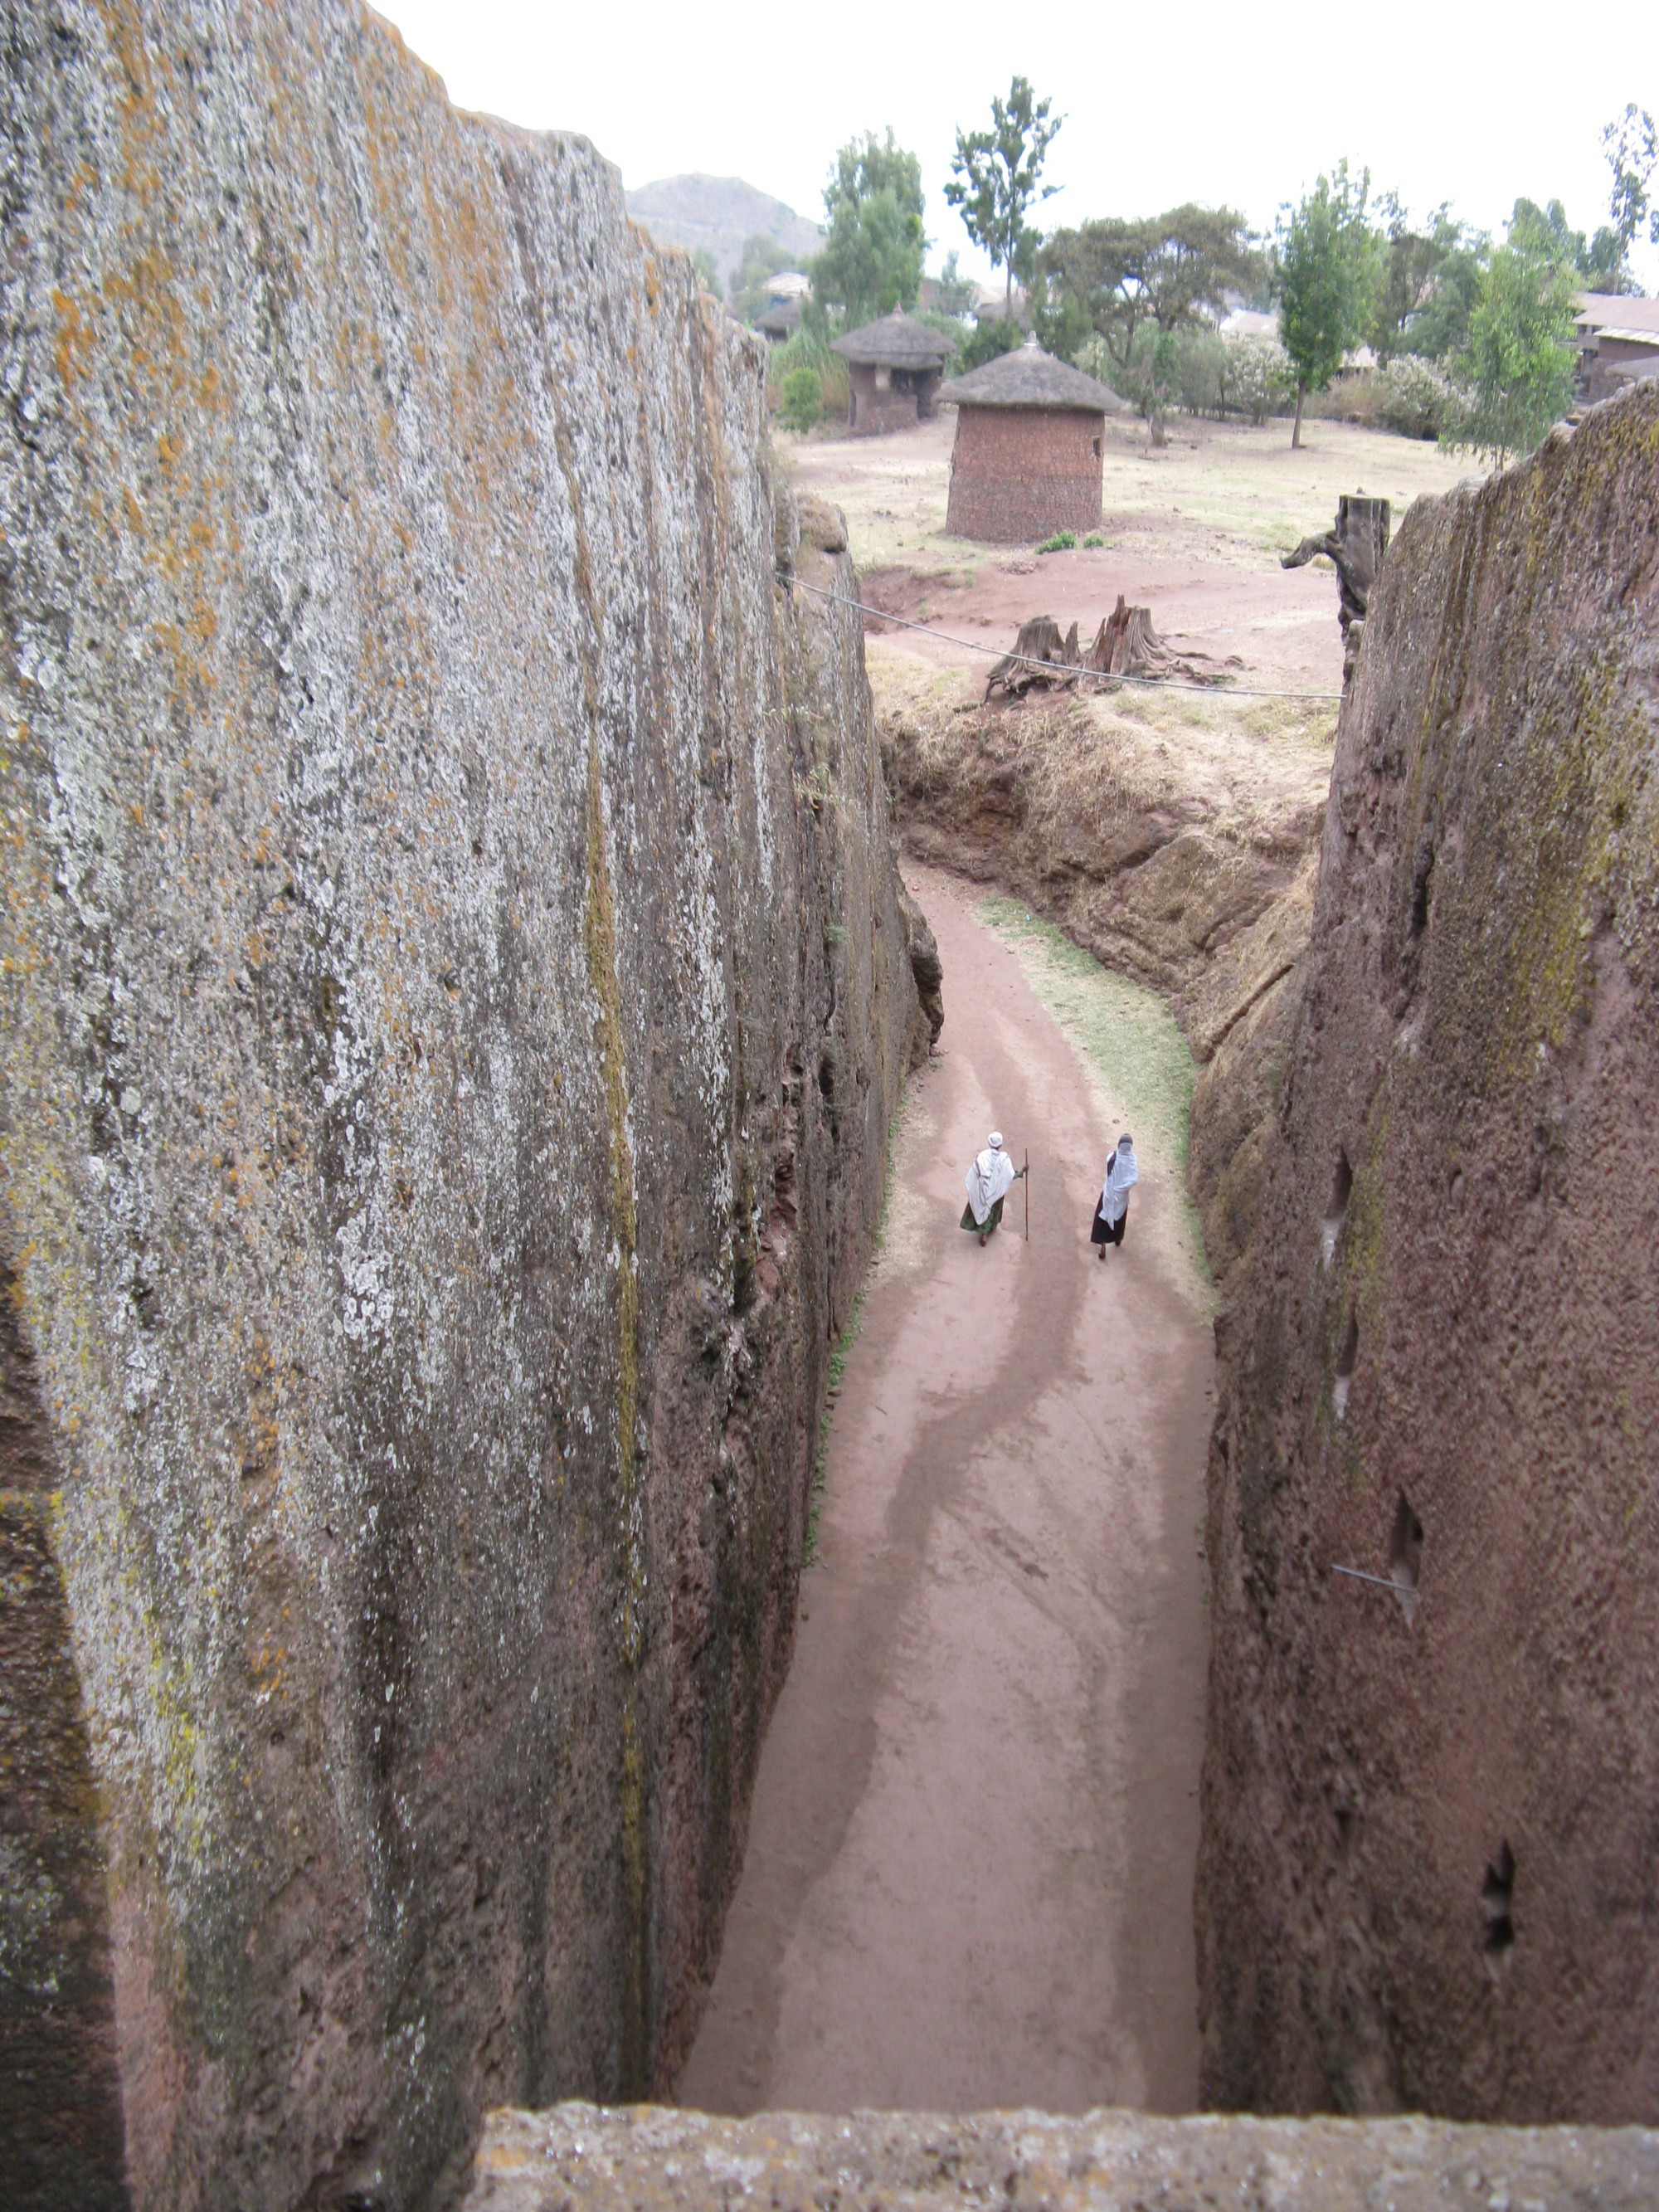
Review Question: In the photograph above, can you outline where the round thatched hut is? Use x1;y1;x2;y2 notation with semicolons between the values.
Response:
940;340;1126;542
830;309;954;435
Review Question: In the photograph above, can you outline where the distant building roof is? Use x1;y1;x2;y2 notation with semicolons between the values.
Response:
766;271;812;301
830;309;955;368
757;298;803;339
1219;308;1278;341
1575;293;1659;341
939;340;1127;413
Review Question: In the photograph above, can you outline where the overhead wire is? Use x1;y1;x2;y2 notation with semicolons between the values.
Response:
787;575;1345;705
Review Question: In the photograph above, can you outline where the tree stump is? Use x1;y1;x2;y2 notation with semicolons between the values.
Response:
1281;494;1392;640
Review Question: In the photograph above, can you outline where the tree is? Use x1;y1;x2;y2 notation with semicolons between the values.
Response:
945;76;1063;320
1509;196;1623;290
1603;104;1658;273
1443;207;1579;465
1400;227;1486;363
1367;197;1461;366
1277;161;1373;447
810;128;927;330
930;249;978;317
1042;205;1258;441
729;232;795;324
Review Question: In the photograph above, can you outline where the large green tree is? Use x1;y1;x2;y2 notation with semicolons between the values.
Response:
1042;205;1258;440
1445;204;1579;464
1367;197;1462;366
1276;161;1374;447
1509;195;1624;290
810;129;927;330
1603;104;1658;276
945;76;1062;320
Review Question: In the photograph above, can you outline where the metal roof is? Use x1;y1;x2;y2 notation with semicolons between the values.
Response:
1575;293;1659;341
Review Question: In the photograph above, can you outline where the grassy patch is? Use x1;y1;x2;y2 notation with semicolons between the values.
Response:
979;894;1212;1289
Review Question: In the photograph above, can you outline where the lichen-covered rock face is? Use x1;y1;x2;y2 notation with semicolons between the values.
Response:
0;5;925;2208
1198;387;1659;2120
460;2099;1659;2212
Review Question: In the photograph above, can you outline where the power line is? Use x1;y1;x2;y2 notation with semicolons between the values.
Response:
788;576;1345;704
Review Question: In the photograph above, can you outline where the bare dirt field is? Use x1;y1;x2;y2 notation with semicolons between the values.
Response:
786;412;1479;697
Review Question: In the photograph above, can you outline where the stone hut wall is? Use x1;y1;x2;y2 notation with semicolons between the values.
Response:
0;4;928;2208
1197;387;1659;2122
945;407;1103;542
846;362;924;436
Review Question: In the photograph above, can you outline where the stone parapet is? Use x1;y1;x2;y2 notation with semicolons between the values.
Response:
464;2101;1659;2210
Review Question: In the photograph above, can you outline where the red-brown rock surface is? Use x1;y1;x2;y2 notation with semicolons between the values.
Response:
1198;387;1659;2118
0;5;926;2207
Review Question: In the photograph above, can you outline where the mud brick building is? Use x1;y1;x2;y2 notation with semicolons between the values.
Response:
941;341;1126;542
830;309;953;434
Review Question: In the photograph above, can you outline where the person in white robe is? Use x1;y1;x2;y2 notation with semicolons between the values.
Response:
961;1130;1024;1244
1090;1134;1138;1255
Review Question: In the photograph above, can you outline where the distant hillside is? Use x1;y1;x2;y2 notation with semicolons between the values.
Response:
625;174;822;289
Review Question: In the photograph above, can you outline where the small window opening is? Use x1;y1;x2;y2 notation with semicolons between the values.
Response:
1482;1840;1515;1959
1410;840;1434;937
1389;1491;1423;1626
1321;1148;1354;1267
1092;436;1102;459
1333;1312;1358;1420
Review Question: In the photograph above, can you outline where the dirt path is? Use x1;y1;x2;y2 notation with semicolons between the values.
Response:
679;866;1214;2117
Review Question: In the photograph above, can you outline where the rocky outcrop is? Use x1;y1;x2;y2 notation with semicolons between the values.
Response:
0;6;926;2209
1199;387;1659;2119
460;2100;1659;2212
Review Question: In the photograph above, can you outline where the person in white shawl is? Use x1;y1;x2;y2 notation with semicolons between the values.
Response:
1090;1134;1138;1256
961;1130;1024;1245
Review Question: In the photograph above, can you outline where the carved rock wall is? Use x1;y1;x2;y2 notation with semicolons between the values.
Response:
1198;388;1659;2118
0;4;925;2206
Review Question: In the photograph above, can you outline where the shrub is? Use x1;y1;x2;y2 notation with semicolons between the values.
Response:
779;364;825;432
1171;327;1228;417
1035;529;1077;552
1082;533;1105;548
1219;334;1295;423
958;317;1024;372
1374;357;1453;439
913;309;966;363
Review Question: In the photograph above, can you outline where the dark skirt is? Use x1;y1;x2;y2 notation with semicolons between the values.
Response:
961;1196;1005;1235
1090;1196;1126;1246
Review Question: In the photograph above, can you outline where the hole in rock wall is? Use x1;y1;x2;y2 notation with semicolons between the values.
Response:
1333;1313;1359;1420
1482;1839;1516;1961
0;1259;132;2210
1410;840;1435;937
1389;1491;1423;1626
1322;1149;1354;1267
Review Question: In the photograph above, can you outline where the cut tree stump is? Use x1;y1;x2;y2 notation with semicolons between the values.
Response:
983;616;1078;700
983;600;1237;701
1281;494;1392;683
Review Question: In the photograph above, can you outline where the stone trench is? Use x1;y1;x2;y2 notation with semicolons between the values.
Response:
2;3;1658;2210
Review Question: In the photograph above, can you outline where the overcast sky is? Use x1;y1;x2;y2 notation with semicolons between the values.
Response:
378;0;1658;293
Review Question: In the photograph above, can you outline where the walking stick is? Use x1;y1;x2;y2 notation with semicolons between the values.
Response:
1024;1149;1029;1242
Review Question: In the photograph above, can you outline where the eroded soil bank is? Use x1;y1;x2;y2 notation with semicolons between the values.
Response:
679;868;1212;2115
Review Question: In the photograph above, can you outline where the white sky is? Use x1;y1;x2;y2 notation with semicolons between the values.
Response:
377;0;1658;292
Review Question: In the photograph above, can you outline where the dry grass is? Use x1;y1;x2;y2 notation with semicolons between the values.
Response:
785;412;1482;575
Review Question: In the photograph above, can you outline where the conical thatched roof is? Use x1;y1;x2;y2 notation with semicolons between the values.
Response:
941;343;1127;412
830;309;955;368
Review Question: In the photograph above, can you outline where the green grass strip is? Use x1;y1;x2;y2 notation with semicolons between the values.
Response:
979;895;1213;1292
